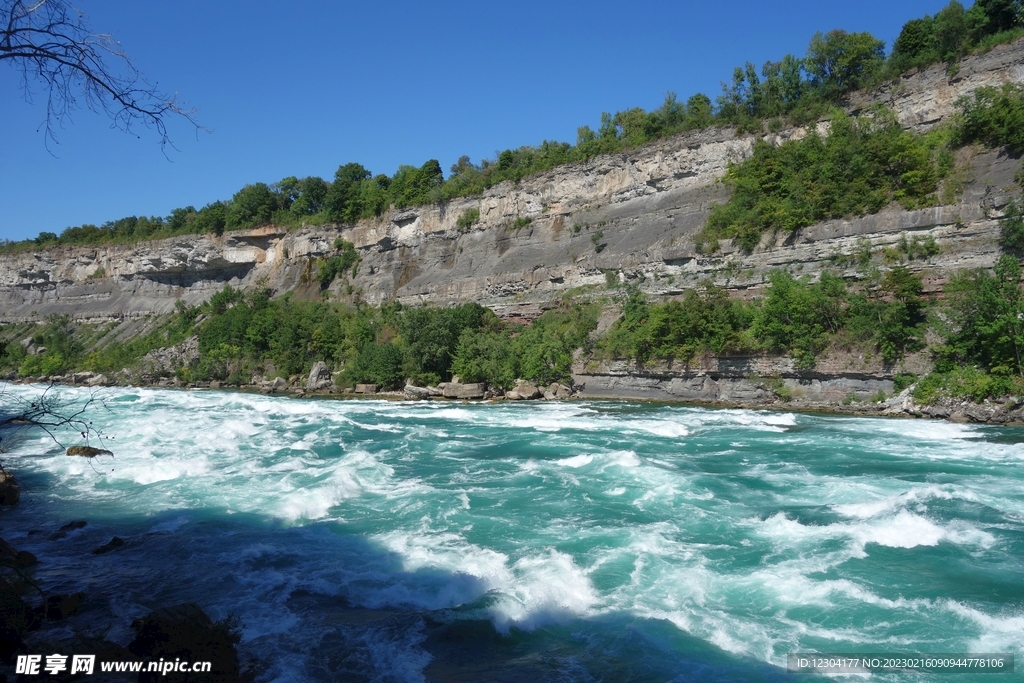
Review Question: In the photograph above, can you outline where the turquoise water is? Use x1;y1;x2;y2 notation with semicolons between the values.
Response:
1;385;1022;682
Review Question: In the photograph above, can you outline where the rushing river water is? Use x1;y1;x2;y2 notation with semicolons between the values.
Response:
1;384;1022;682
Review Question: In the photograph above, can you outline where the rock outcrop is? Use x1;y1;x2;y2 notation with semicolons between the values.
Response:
2;39;1022;329
305;360;333;390
128;603;243;682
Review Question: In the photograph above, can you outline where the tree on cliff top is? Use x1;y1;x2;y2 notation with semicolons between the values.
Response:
0;0;200;148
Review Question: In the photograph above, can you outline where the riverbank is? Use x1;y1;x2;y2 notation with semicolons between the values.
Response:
7;365;1023;427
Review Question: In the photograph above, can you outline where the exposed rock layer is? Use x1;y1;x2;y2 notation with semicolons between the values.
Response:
2;41;1024;409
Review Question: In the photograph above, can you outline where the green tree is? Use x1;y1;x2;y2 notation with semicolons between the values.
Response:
753;271;846;367
942;254;1024;376
226;183;278;229
324;163;372;223
805;30;885;94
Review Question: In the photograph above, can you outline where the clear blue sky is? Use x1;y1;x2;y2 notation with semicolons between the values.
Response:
0;0;950;242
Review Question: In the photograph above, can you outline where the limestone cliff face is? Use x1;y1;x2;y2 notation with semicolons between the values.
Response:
2;39;1022;328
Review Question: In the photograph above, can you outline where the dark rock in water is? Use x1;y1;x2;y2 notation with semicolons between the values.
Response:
0;576;31;661
40;592;84;621
14;551;37;568
0;538;35;568
129;603;243;682
66;445;114;458
92;536;126;554
0;469;19;506
48;520;87;540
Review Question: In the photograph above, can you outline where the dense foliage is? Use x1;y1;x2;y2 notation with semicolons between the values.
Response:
6;1;1022;254
170;291;597;390
888;0;1024;73
697;110;950;252
954;83;1024;153
596;268;927;370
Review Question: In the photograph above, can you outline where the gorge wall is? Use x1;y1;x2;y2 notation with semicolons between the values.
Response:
2;39;1024;403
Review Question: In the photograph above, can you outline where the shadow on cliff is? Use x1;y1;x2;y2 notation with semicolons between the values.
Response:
0;504;811;683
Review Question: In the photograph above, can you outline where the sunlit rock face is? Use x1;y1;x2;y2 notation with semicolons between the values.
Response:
2;39;1023;325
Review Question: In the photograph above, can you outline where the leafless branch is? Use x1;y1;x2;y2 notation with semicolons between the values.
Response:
1;0;203;151
0;382;111;460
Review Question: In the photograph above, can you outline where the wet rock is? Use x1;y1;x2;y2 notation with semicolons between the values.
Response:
0;469;19;506
66;446;114;458
0;576;31;660
40;592;84;621
48;520;87;541
129;603;242;682
0;538;37;568
92;536;126;555
306;361;333;390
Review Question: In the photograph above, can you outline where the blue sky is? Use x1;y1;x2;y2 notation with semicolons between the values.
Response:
1;0;949;242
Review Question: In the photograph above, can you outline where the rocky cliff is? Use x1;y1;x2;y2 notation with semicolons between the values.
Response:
3;40;1024;407
3;39;1023;324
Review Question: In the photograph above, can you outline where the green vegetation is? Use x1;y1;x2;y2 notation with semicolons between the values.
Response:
597;268;927;370
316;240;359;288
955;83;1024;153
455;207;480;231
7;1;1022;255
697;109;950;252
888;0;1024;73
598;285;754;363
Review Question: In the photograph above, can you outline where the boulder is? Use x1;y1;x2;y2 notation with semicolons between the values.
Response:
270;377;287;392
86;373;109;387
404;384;432;399
72;371;97;384
0;576;31;660
0;469;19;506
355;383;378;394
0;538;37;568
129;603;242;682
306;361;333;390
67;445;114;458
442;382;486;399
513;380;541;400
48;520;87;540
41;592;84;621
505;390;523;400
92;536;126;555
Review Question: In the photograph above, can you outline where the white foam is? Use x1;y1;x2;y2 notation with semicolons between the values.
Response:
630;420;690;438
756;509;996;559
487;550;600;634
943;601;1024;653
555;454;593;468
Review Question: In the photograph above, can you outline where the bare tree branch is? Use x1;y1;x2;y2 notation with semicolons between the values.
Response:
0;382;112;460
1;0;202;150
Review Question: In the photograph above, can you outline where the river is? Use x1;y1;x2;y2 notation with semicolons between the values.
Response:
2;384;1022;681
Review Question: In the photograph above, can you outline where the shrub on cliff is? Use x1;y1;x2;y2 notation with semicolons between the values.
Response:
697;109;947;253
955;83;1024;153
